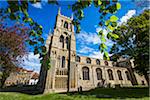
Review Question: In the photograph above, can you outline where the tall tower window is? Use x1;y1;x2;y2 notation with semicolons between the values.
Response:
107;69;114;80
96;68;102;80
125;71;131;80
61;20;63;27
64;21;68;29
66;37;69;50
59;35;64;48
82;67;89;80
117;70;123;80
62;56;65;68
60;35;64;42
70;23;72;31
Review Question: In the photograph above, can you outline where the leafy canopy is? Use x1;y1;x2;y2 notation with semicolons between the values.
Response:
2;0;121;68
110;10;149;76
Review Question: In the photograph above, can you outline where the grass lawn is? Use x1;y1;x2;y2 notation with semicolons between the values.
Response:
0;87;149;100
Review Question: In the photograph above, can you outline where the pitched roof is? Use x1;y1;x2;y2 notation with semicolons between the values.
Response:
31;72;39;79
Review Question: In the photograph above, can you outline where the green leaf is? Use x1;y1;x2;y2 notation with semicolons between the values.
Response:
38;37;44;43
100;43;107;49
39;25;43;30
101;36;106;42
116;2;121;10
10;13;16;20
29;40;37;45
100;49;104;53
76;25;81;33
104;51;110;60
105;20;110;26
107;32;112;39
37;30;42;35
98;0;102;5
68;5;71;9
112;34;119;39
111;22;117;27
29;30;36;36
110;15;118;22
34;47;39;55
98;30;103;36
46;58;51;69
104;51;109;57
80;10;84;18
48;0;58;5
108;25;115;31
7;8;11;13
23;9;29;17
41;46;46;53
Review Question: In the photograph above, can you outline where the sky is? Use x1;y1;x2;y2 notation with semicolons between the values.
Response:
0;0;148;73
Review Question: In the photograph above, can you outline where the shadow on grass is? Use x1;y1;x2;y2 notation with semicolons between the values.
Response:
0;86;149;99
66;87;149;99
0;85;41;95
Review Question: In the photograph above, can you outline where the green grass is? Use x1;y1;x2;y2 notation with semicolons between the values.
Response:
0;87;149;100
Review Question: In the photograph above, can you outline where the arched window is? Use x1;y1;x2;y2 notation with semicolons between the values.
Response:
66;37;69;50
61;20;63;26
117;70;123;80
96;59;100;65
86;58;91;64
60;35;64;42
59;35;64;48
64;21;68;29
62;56;65;68
96;68;102;80
76;56;80;62
125;71;131;80
82;67;89;80
107;69;114;80
104;61;109;66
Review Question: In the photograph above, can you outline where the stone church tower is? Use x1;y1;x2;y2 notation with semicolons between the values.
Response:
44;8;77;93
38;8;147;93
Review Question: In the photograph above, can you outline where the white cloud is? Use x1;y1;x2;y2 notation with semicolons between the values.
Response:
95;10;136;48
32;2;42;9
119;10;136;25
78;46;94;54
89;51;104;59
76;31;101;45
89;51;113;59
76;30;113;59
19;52;41;73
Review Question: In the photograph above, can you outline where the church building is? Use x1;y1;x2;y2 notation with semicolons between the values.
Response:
43;9;147;93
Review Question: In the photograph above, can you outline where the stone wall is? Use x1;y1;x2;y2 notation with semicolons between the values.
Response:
43;9;148;93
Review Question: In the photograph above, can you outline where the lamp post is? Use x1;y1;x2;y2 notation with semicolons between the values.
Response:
67;32;71;93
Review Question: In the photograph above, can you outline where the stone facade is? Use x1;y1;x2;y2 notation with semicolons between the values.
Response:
44;9;147;93
4;67;37;86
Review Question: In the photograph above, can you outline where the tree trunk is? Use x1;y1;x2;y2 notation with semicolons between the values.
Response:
0;71;9;88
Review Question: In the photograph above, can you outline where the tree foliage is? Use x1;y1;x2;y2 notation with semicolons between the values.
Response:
1;0;121;63
71;0;121;60
110;10;149;82
0;20;29;87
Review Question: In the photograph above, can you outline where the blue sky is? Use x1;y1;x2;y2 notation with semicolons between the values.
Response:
0;1;148;73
